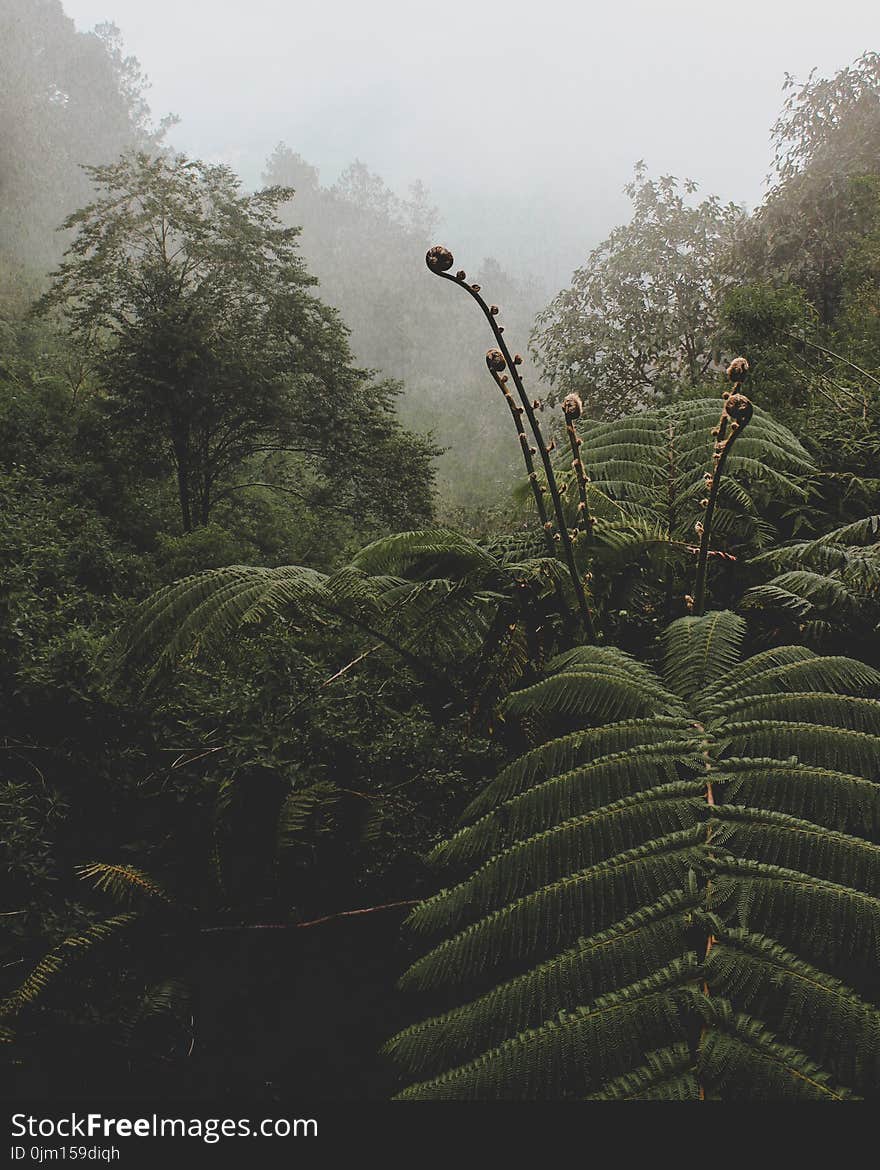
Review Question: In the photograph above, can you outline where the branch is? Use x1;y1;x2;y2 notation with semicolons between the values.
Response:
785;330;880;390
199;900;419;934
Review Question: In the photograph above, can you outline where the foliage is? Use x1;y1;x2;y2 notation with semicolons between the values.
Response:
739;52;880;325
108;527;571;721
523;396;814;637
742;515;880;658
387;612;880;1099
0;1;167;276
3;12;880;1104
532;166;744;417
37;151;438;533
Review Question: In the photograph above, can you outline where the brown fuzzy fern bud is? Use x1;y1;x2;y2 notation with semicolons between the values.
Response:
471;283;481;292
490;305;499;315
513;354;523;365
426;245;454;273
725;356;750;383
455;269;467;281
724;392;754;429
486;349;506;372
562;393;583;419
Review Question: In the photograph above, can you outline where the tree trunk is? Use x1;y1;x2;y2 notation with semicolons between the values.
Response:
176;460;192;532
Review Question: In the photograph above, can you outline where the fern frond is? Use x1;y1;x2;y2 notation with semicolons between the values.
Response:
121;978;190;1044
401;829;707;992
433;742;702;867
276;783;338;850
700;645;816;701
504;667;686;723
707;932;880;1092
410;783;705;935
0;914;136;1019
711;693;880;735
815;515;880;546
743;571;861;616
460;716;695;821
76;862;171;905
349;528;495;578
392;602;880;1099
586;1043;700;1100
662;611;746;702
699;1005;856;1101
395;958;701;1100
719;758;880;835
711;806;880;895
113;564;330;671
704;655;880;715
387;891;697;1078
709;857;880;968
721;720;880;774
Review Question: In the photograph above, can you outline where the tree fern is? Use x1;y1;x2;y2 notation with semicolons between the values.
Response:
112;528;567;712
386;611;880;1099
551;400;813;551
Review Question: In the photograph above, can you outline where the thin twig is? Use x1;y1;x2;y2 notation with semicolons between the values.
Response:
199;900;419;934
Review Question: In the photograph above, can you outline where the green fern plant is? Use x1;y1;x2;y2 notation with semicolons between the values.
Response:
563;399;812;543
113;527;572;717
386;610;880;1100
742;515;880;652
544;396;814;625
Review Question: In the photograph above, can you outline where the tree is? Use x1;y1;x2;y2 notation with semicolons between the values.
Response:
0;1;166;277
38;152;437;533
387;611;880;1100
532;166;744;418
738;52;880;326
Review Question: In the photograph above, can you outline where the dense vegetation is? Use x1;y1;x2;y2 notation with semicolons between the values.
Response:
1;4;878;1101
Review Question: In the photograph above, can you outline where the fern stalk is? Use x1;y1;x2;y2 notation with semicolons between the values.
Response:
485;363;556;554
693;368;754;615
562;394;594;542
426;246;596;641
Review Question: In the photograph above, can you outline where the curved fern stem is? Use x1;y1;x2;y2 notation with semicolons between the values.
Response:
693;381;753;615
427;249;596;641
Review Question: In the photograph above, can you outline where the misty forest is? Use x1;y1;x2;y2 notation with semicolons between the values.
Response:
3;0;880;1105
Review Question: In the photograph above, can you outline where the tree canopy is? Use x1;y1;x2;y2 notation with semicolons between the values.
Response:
532;166;744;417
37;151;438;533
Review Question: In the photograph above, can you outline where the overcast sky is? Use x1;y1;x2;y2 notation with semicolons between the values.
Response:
64;0;875;287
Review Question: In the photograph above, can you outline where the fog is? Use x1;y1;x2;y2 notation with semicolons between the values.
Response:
61;0;874;288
